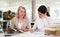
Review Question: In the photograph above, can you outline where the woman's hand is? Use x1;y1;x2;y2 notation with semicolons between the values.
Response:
6;28;15;33
30;29;34;33
21;27;27;32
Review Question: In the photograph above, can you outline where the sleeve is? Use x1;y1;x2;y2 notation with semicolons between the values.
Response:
9;17;16;29
48;17;55;25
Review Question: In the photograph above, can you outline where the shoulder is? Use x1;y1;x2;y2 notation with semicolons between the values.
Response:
46;16;53;20
25;17;31;21
11;17;18;22
35;17;41;24
46;16;54;22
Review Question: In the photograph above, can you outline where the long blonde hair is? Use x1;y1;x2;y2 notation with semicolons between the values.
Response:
16;6;26;19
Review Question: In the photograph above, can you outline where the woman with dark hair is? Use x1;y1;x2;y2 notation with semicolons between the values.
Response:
32;5;54;33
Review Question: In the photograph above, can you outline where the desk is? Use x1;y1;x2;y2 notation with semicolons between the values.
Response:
0;32;60;37
11;32;60;37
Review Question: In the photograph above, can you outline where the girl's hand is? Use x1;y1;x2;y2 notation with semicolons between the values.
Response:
21;27;27;32
30;29;34;33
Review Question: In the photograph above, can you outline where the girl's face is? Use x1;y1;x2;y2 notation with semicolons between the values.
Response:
19;8;26;18
38;11;46;18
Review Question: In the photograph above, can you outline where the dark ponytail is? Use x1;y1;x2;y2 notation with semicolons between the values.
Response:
38;5;50;17
46;12;50;17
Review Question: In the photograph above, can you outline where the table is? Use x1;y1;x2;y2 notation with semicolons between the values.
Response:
11;32;60;37
0;32;60;37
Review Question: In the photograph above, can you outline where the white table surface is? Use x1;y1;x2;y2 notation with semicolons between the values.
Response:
0;32;60;37
11;32;60;37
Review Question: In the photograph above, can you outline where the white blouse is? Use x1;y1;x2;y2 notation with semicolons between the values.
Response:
10;17;31;31
33;16;54;32
17;22;23;30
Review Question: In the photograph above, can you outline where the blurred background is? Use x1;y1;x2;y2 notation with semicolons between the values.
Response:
0;0;60;33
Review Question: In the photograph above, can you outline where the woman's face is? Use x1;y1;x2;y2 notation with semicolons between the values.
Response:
38;11;46;18
19;8;26;18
